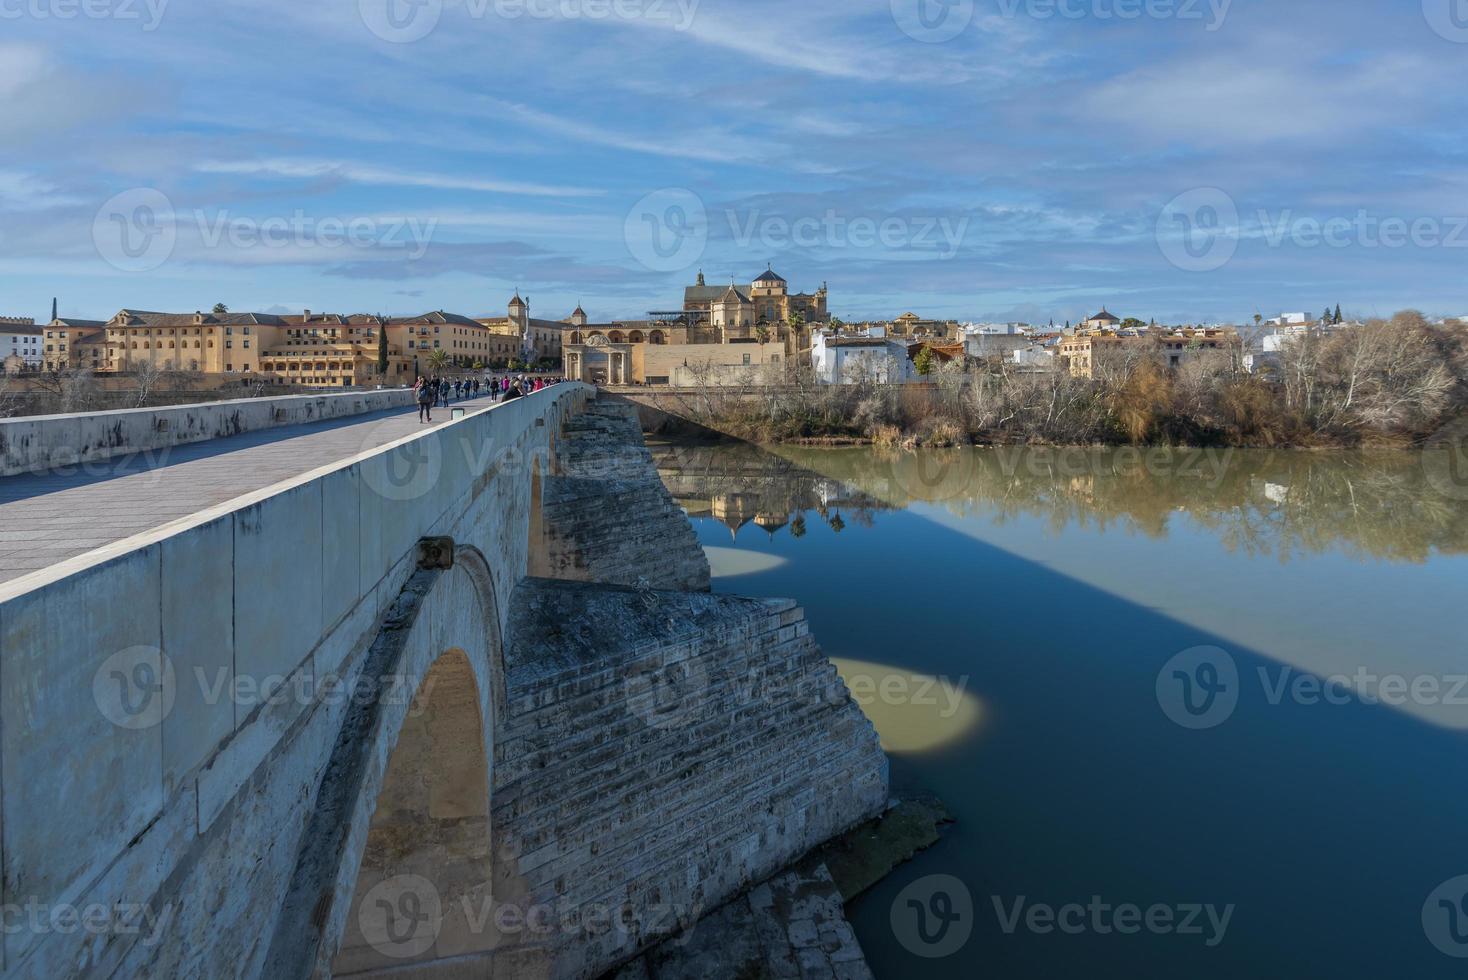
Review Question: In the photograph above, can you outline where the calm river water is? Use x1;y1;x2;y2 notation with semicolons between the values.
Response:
651;437;1468;979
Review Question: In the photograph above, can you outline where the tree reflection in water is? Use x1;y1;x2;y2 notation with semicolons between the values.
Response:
651;437;1468;564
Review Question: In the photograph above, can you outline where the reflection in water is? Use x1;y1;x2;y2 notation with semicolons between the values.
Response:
830;658;984;754
703;546;788;578
656;435;1468;979
652;438;897;542
652;438;1468;562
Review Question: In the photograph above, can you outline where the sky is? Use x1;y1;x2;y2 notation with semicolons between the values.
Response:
1;0;1466;326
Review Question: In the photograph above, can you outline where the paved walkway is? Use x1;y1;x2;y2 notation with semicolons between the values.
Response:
0;396;494;585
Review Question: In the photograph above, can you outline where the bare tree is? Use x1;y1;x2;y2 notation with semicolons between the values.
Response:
133;360;167;408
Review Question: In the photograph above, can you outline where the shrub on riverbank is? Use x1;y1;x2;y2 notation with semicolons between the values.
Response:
685;312;1468;449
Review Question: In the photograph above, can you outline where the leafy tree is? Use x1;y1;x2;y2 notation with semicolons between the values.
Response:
1334;304;1343;324
212;303;228;314
790;514;807;539
828;513;845;534
1121;318;1146;331
914;345;936;376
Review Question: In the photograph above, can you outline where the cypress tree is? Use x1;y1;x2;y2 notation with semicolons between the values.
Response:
376;314;389;376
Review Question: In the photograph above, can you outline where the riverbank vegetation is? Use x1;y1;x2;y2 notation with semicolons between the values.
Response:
692;312;1467;449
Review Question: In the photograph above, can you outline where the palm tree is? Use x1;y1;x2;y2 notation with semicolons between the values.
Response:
427;348;450;373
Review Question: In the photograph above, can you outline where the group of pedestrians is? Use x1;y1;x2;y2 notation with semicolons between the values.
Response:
414;373;564;423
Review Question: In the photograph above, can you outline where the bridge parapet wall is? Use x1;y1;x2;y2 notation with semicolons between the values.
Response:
0;384;592;978
0;388;418;477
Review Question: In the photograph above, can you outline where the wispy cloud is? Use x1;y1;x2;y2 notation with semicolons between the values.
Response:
193;159;602;198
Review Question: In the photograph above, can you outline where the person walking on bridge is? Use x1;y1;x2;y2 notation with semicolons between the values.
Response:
415;377;434;423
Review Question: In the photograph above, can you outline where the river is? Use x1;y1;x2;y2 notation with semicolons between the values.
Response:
650;437;1468;979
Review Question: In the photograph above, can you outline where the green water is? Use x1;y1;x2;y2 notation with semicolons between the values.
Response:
652;439;1468;979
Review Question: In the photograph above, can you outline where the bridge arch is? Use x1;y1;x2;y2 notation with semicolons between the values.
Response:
264;546;507;979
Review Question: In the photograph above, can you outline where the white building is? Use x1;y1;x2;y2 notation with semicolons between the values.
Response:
1264;312;1311;327
961;322;1027;336
1;317;41;369
811;326;916;384
1011;347;1055;370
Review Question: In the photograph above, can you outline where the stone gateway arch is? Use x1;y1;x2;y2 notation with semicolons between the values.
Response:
0;388;887;979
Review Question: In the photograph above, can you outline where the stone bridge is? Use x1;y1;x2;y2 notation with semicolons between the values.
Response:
0;386;887;979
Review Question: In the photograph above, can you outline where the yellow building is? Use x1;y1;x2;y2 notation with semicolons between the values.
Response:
1057;327;1240;378
102;310;281;374
386;311;517;367
562;268;826;385
475;293;564;363
678;267;828;346
43;318;108;372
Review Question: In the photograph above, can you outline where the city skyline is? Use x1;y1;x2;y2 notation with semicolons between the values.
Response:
3;1;1467;325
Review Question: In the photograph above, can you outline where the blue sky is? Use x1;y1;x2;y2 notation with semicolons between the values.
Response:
1;0;1466;326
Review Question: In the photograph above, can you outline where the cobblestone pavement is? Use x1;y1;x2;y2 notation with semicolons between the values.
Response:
0;397;492;585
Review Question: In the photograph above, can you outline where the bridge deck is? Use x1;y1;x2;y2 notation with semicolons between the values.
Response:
0;398;487;585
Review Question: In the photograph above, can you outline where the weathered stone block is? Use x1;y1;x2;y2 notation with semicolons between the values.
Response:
233;481;323;713
161;514;236;793
0;547;164;964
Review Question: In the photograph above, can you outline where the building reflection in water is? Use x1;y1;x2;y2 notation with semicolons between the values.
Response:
651;437;1468;562
653;438;896;542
